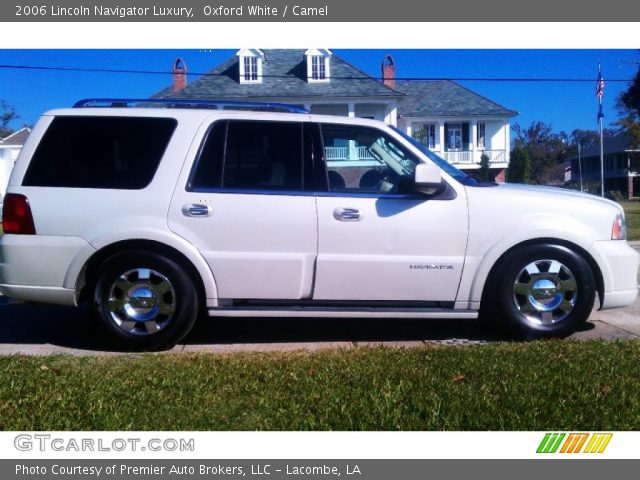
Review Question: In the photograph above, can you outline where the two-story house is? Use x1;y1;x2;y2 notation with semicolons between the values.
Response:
155;49;517;181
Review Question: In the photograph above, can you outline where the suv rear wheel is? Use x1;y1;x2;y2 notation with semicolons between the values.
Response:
486;244;596;337
93;251;199;350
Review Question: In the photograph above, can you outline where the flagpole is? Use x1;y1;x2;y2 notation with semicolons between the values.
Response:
597;62;605;198
599;96;604;197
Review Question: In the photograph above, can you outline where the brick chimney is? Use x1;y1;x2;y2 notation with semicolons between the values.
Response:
381;55;395;89
173;57;187;92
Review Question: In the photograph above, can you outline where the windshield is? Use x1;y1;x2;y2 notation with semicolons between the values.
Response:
391;126;476;185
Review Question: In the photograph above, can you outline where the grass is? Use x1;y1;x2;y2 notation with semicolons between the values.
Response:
622;201;640;241
1;341;640;431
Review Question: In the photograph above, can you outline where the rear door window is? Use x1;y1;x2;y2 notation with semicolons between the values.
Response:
23;116;177;189
189;120;304;192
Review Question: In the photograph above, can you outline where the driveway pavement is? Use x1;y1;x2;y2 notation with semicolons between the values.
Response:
1;243;639;356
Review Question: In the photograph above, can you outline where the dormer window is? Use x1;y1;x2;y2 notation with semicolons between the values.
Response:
305;49;331;83
236;49;264;84
311;56;326;80
244;57;258;81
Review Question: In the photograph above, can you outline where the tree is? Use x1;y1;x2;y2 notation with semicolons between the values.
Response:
511;121;568;184
619;66;640;117
616;65;640;147
570;129;600;151
477;153;492;182
508;145;531;183
1;100;19;138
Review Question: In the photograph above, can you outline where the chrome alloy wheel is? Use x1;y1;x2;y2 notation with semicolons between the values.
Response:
512;259;578;325
107;268;176;336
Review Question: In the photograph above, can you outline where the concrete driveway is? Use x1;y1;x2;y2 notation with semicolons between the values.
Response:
1;243;639;356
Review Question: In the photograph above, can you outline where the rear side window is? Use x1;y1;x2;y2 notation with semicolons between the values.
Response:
23;116;177;189
189;120;303;192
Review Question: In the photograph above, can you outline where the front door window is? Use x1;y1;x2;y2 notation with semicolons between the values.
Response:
321;124;420;194
447;123;462;151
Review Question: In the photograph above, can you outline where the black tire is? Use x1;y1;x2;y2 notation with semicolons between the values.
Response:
486;244;596;338
93;251;199;351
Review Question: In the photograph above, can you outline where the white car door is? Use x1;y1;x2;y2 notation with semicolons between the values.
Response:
168;117;317;300
313;123;469;302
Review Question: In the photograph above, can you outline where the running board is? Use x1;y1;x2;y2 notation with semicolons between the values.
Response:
207;306;478;319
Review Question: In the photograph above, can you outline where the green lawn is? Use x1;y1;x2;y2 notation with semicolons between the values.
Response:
1;341;640;431
622;201;640;241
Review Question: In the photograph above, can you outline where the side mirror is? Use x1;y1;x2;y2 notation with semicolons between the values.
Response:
414;163;442;194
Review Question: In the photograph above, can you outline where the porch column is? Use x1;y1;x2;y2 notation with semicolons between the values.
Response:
439;123;446;159
405;122;412;137
505;123;510;164
347;103;357;160
384;102;398;126
471;120;478;164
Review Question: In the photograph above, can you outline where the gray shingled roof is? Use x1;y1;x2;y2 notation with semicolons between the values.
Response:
0;127;30;146
155;49;402;100
394;80;517;118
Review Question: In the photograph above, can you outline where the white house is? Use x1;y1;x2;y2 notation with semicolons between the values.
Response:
156;49;517;181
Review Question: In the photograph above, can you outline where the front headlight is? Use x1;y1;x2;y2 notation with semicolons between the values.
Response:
612;214;627;240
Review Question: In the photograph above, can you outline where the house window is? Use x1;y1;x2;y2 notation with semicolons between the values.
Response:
414;123;436;149
311;56;326;80
477;122;486;149
243;56;258;82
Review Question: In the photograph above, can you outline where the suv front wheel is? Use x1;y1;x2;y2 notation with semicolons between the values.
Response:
487;244;596;337
93;251;199;350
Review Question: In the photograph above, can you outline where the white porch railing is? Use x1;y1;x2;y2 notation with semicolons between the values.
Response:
325;146;374;161
444;151;473;164
483;150;507;164
441;150;507;165
325;146;507;165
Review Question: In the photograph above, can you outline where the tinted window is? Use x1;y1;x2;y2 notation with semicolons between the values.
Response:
23;116;176;189
189;121;226;191
190;120;303;192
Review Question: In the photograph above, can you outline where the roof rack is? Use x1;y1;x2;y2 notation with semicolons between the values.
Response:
73;98;309;114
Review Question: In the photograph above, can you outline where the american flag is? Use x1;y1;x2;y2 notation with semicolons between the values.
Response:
596;68;605;99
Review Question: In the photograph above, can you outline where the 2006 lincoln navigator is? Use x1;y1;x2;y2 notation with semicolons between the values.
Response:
1;99;637;350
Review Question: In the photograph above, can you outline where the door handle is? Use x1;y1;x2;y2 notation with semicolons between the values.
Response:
182;203;213;217
333;207;361;222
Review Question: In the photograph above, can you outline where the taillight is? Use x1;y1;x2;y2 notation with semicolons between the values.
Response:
2;193;36;234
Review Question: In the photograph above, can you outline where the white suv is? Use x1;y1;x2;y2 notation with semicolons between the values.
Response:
1;99;637;350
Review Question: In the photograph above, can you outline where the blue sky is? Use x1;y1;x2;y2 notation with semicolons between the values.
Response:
1;49;639;135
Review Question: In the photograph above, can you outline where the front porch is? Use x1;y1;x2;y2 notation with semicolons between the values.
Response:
399;118;511;170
